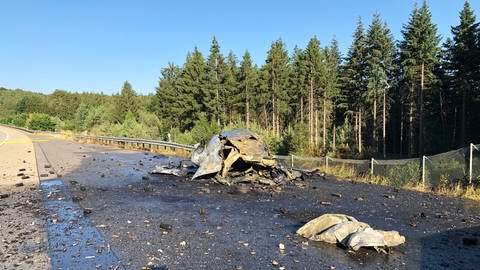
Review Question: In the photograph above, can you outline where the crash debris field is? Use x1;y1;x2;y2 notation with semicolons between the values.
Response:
1;128;480;269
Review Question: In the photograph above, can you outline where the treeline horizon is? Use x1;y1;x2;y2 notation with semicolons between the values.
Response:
1;1;480;159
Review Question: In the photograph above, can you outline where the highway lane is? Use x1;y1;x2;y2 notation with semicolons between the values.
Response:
0;128;9;147
21;131;480;269
0;126;50;269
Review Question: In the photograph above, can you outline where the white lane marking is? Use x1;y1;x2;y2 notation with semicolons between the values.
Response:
0;129;10;147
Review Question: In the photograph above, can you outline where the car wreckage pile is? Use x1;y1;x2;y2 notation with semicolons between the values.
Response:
151;129;302;185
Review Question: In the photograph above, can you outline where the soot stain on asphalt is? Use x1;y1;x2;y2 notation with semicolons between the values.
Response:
61;152;480;269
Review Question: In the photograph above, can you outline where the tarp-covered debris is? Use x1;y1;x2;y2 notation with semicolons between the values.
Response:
151;130;302;185
297;213;405;252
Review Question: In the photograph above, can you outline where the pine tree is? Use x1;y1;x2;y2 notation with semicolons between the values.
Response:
325;37;342;152
304;37;323;147
238;51;257;128
290;46;308;124
223;51;239;124
399;1;441;157
263;39;291;136
206;37;226;125
154;62;181;129
365;13;396;157
113;81;138;123
176;48;206;130
447;0;479;147
343;18;368;155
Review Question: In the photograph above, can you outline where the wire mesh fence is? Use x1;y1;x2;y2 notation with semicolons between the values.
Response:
275;143;480;187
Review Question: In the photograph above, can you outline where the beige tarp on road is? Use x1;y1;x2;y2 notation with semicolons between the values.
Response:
297;213;405;252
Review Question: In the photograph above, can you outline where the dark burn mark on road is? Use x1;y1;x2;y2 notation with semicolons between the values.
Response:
40;179;122;269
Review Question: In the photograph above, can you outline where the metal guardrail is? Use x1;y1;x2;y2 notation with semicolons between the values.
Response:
73;134;196;152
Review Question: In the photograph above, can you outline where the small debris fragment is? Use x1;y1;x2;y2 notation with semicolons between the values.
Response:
384;195;395;199
331;193;342;198
83;208;93;215
44;164;52;168
279;208;288;215
271;260;279;266
278;243;285;250
159;223;172;232
0;194;9;199
142;176;150;180
19;168;26;172
17;173;25;177
179;241;187;247
199;207;207;216
355;197;364;201
321;201;332;206
21;175;30;179
72;196;83;202
100;174;105;178
40;173;49;177
15;183;24;187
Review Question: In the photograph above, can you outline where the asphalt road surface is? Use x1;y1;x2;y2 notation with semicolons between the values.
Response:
1;126;480;269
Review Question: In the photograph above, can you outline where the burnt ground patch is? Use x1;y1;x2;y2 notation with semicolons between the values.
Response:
67;170;480;269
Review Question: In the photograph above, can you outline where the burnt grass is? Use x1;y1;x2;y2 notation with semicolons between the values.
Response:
66;167;480;270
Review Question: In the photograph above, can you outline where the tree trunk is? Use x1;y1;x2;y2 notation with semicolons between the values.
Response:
383;92;386;158
400;106;403;156
300;96;304;123
309;78;314;146
245;81;250;129
460;80;467;148
419;62;424;160
359;108;363;155
373;95;377;152
323;97;327;150
272;96;276;134
355;112;358;152
315;109;318;146
409;82;414;157
333;124;336;151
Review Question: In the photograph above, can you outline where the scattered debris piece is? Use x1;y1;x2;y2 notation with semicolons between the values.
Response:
83;208;93;215
331;193;342;198
15;183;24;187
44;164;52;169
40;173;49;177
19;168;26;172
297;213;405;252
21;175;30;180
159;223;172;232
199;207;207;216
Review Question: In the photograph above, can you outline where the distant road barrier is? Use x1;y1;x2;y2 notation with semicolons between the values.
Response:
73;134;195;155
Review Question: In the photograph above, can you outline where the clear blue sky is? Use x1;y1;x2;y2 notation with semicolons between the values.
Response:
1;0;479;95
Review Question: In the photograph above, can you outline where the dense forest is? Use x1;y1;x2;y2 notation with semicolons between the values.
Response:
1;1;479;159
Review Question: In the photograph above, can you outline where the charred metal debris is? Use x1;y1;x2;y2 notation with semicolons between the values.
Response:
150;130;303;185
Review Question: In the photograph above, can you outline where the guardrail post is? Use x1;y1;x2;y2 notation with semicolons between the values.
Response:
325;156;329;172
291;154;294;168
370;158;374;176
470;143;474;184
422;155;426;187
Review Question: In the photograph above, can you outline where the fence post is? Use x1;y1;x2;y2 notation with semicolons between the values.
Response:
422;155;426;187
325;156;329;172
291;154;294;168
470;143;473;184
371;158;374;176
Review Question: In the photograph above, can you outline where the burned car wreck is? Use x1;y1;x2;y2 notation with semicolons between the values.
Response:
151;130;302;185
